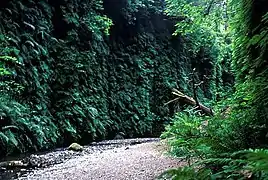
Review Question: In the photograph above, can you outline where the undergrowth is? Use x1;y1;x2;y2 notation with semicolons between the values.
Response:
159;0;268;179
160;101;268;179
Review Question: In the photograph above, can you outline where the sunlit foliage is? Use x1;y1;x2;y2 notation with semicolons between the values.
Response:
161;0;268;179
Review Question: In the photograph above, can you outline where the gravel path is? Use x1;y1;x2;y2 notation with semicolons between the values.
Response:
16;141;184;180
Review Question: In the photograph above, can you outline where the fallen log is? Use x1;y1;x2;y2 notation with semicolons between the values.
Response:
165;88;214;116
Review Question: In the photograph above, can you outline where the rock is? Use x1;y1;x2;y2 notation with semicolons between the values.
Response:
67;143;83;151
0;160;28;169
23;154;42;167
0;167;6;171
113;132;125;140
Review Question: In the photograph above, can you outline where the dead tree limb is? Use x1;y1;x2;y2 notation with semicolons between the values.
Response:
165;88;214;116
164;97;180;106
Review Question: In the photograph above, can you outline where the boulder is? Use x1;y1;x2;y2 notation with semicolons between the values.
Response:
113;132;125;140
67;143;83;151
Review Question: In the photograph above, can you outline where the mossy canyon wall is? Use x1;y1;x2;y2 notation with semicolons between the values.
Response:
0;0;216;156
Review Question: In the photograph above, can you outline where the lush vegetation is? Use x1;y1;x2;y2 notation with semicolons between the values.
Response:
160;0;268;179
0;0;222;157
2;0;267;178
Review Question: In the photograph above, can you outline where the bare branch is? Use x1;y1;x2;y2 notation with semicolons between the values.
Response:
164;97;180;106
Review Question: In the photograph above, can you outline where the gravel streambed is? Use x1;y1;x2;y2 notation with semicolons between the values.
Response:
0;138;184;180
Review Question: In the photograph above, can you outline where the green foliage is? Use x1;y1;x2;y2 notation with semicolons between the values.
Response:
123;0;164;24
0;56;16;75
61;0;113;40
161;108;241;158
160;109;268;179
161;112;211;161
159;149;268;179
165;0;234;98
165;0;221;50
231;0;268;134
158;167;211;180
0;94;59;156
161;0;268;179
0;0;218;156
0;0;115;154
0;36;15;75
0;34;24;94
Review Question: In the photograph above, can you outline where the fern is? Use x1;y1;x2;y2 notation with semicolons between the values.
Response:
0;0;220;157
158;167;211;180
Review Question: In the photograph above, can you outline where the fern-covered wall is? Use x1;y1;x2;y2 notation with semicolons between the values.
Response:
231;0;268;148
0;0;216;156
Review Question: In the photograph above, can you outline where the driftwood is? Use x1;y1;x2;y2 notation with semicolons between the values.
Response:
165;88;214;116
